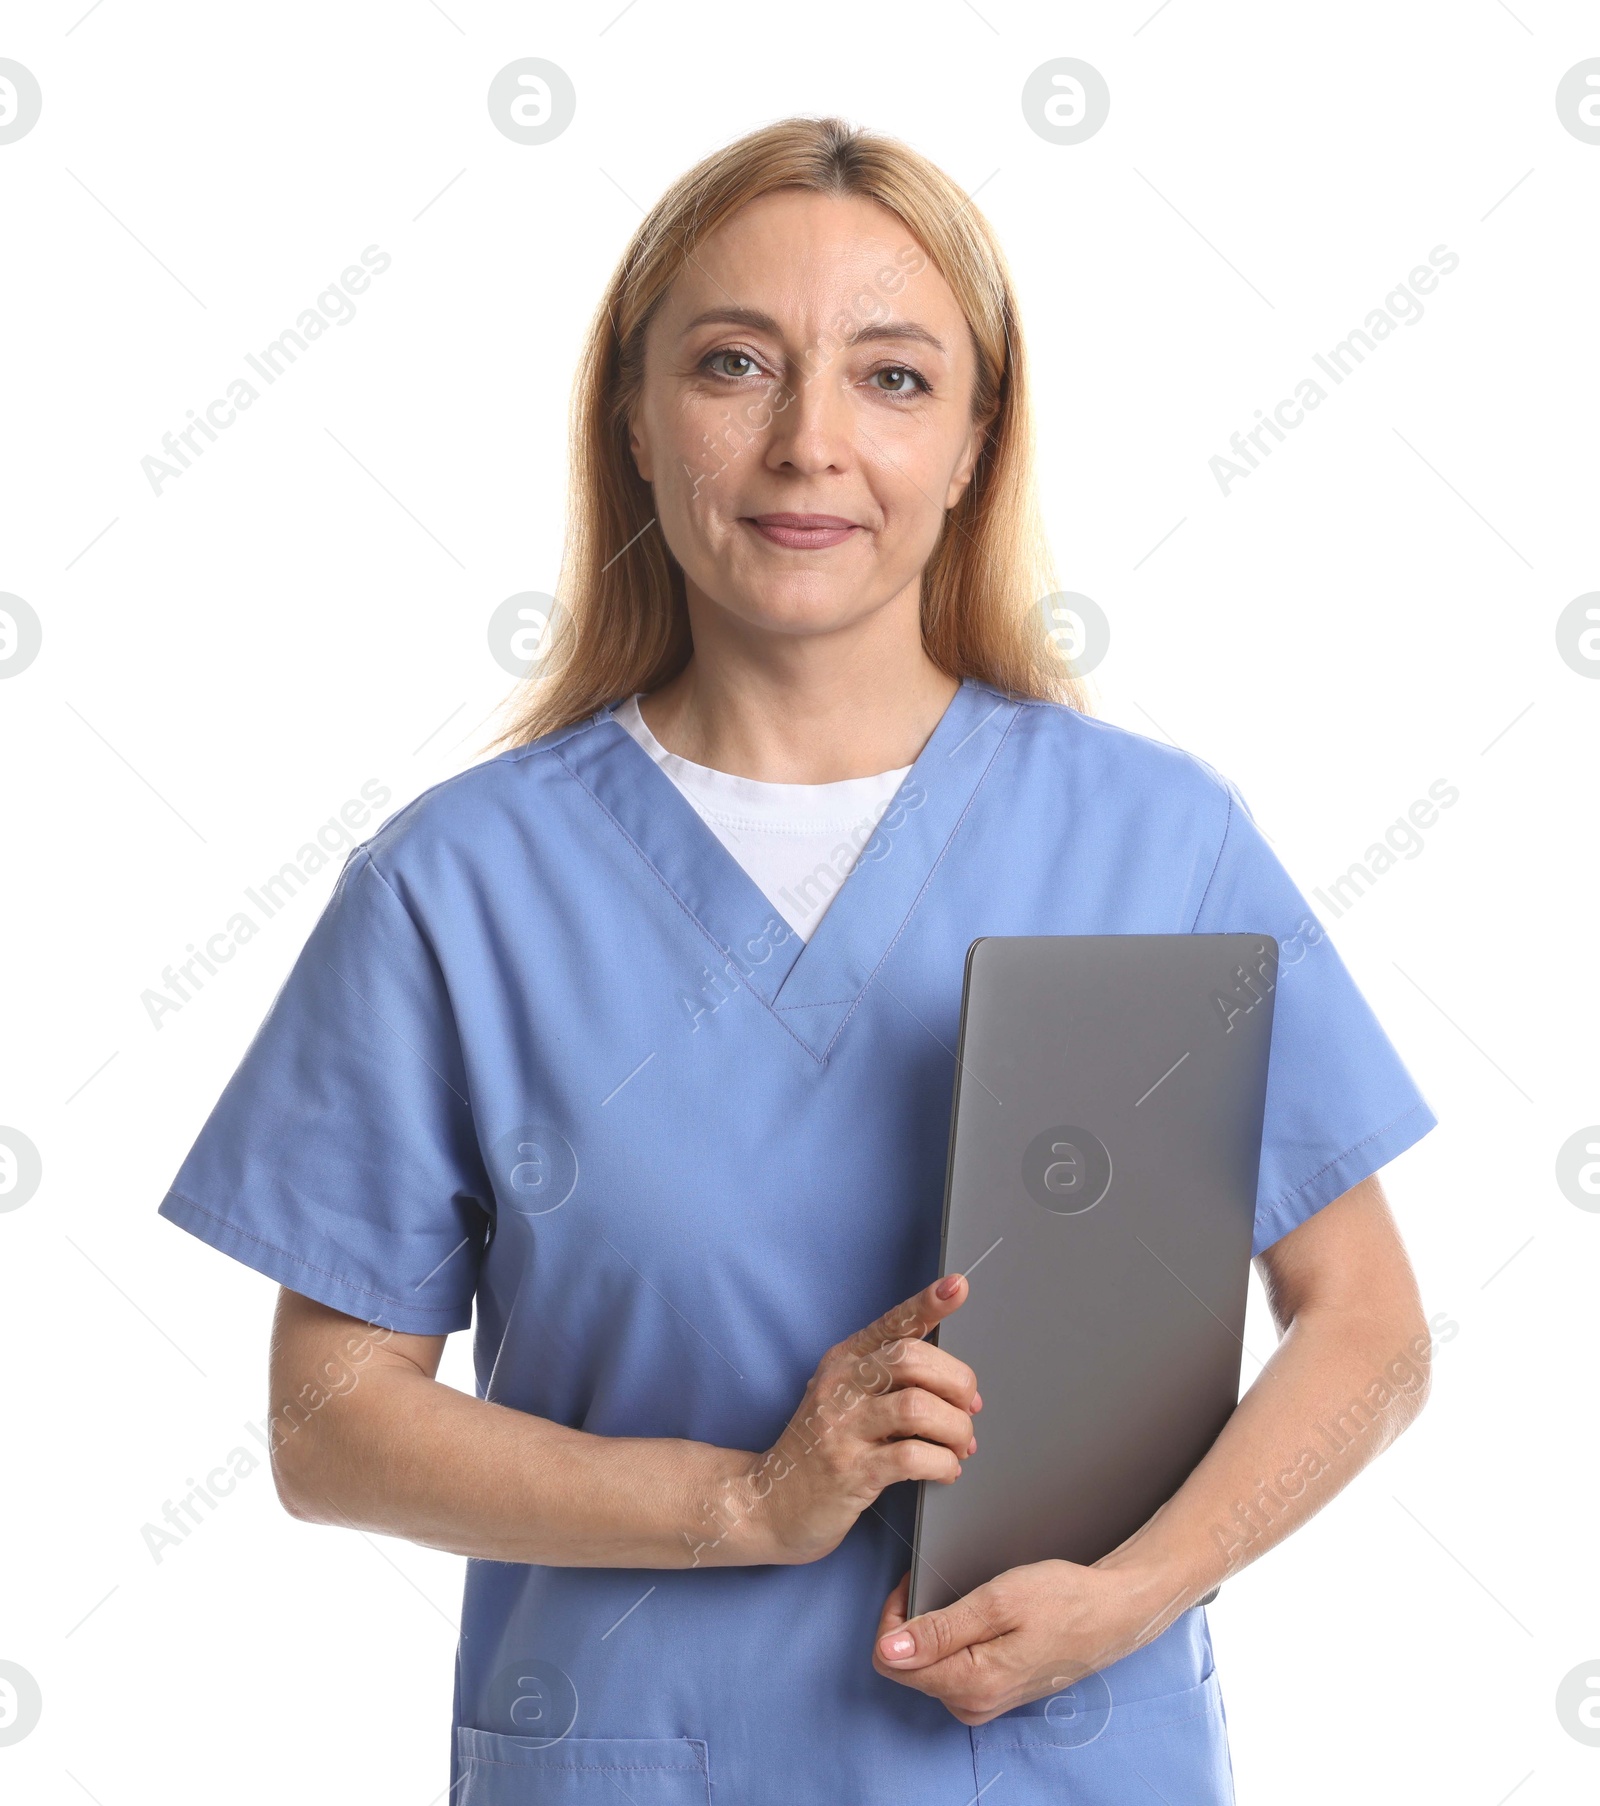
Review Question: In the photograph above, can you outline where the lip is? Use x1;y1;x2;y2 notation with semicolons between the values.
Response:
744;513;863;550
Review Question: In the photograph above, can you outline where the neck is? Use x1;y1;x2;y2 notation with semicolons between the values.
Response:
637;585;959;783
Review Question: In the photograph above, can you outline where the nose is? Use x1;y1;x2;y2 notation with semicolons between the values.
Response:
761;357;855;477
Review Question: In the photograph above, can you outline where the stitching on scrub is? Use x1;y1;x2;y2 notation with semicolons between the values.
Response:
468;1758;703;1772
348;722;597;869
681;805;900;835
1188;783;1236;932
164;1190;467;1318
816;699;1022;1060
980;1672;1221;1748
1006;697;1240;939
315;952;475;1112
817;695;1020;1053
342;854;479;1115
552;748;827;1067
1266;1098;1433;1216
981;1699;1218;1748
500;713;607;764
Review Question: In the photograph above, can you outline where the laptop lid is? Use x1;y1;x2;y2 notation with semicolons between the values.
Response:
907;933;1278;1620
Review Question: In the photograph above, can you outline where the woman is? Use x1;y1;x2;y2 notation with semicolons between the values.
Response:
159;118;1438;1803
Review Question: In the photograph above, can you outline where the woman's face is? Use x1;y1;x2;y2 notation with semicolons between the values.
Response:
627;188;987;643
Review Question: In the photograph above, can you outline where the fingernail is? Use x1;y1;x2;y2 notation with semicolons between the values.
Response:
880;1632;914;1659
966;1437;976;1455
935;1274;961;1299
971;1391;983;1411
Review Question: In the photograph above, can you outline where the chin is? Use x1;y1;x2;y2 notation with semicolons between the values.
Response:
723;590;873;637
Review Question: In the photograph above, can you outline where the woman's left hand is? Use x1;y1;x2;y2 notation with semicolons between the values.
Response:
871;1559;1187;1726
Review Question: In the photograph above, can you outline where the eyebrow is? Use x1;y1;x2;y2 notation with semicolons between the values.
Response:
679;305;947;357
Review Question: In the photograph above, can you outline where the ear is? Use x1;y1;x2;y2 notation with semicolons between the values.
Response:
944;413;989;510
627;407;653;484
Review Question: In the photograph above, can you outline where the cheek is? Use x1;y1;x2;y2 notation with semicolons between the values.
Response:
864;437;961;545
634;403;714;523
644;406;758;577
662;396;758;501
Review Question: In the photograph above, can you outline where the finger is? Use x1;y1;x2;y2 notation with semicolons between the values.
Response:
840;1272;968;1363
876;1584;1011;1672
863;1338;981;1416
864;1435;964;1492
855;1387;975;1460
875;1571;911;1642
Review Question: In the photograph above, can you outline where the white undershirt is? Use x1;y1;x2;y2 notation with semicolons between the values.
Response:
612;694;911;942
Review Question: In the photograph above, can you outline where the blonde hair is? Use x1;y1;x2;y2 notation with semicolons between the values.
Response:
490;115;1089;749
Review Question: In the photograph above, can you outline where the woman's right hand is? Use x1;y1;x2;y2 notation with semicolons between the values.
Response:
745;1273;983;1566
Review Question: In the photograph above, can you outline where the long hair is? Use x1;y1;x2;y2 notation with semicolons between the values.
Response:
489;115;1089;749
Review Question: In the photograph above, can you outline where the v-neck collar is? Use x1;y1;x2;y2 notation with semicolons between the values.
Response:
553;677;1021;1063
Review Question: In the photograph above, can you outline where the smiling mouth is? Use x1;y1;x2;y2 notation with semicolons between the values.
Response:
744;514;863;550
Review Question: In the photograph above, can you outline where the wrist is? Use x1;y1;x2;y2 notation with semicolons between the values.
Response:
676;1446;787;1569
1093;1533;1217;1647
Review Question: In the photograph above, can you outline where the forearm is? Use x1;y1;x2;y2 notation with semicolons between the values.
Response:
1096;1301;1434;1638
273;1364;772;1568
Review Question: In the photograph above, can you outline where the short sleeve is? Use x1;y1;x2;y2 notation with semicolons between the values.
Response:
1191;774;1438;1255
157;847;490;1333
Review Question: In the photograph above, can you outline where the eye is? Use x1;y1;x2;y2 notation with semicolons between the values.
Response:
867;364;930;400
702;348;769;381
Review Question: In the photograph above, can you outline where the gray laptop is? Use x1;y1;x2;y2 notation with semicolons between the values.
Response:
907;934;1278;1620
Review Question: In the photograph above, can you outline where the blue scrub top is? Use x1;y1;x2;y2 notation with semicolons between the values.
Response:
159;677;1437;1805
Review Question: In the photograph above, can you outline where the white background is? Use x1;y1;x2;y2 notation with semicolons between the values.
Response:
1;2;1595;1801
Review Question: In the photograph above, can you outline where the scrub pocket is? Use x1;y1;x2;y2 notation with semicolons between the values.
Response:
456;1731;711;1804
971;1669;1235;1805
